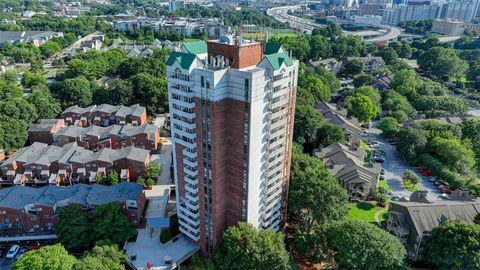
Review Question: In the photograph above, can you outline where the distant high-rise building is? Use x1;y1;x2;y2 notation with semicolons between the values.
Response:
441;0;480;22
166;38;298;255
169;0;185;12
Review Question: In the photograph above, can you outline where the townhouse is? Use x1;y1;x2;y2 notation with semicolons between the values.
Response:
314;142;381;201
61;104;147;127
45;124;160;151
386;190;480;261
315;102;362;146
0;142;150;186
0;182;145;236
28;119;66;144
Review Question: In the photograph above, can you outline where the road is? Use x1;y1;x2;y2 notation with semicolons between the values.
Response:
266;6;402;43
367;125;440;202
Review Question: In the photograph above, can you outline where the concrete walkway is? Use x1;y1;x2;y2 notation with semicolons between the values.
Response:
151;138;172;186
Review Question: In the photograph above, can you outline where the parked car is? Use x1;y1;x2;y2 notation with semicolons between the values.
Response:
420;169;432;176
439;193;451;200
6;245;19;259
381;169;385;175
379;175;385;180
441;188;453;194
15;247;26;260
428;177;437;183
373;156;385;163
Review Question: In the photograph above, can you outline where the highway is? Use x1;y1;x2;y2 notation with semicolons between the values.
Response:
267;5;402;43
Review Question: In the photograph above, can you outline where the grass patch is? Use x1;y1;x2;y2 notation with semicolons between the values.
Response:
160;230;172;244
377;180;391;193
347;202;385;224
403;179;420;192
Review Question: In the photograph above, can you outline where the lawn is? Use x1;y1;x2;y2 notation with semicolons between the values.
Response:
347;202;387;224
403;179;420;192
377;180;391;193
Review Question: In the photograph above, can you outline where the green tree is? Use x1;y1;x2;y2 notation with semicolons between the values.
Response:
298;75;331;103
289;148;349;262
54;76;92;108
343;59;364;76
56;205;92;252
21;71;47;88
212;222;291;270
429;137;476;176
25;86;61;119
378;117;400;137
316;122;345;147
145;161;161;179
325;220;406;270
13;244;77;270
345;93;379;123
293;104;323;146
92;202;136;245
390;69;419;101
418;47;468;79
353;73;375;87
382;90;416;120
0;118;29;150
474;213;480;225
424;220;480;270
375;46;398;65
39;40;62;58
0;97;38;124
403;169;421;185
129;73;167;114
396;127;428;161
74;245;128;270
355;86;381;108
107;79;133;105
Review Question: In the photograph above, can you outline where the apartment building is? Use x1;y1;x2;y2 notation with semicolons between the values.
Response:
61;104;147;127
386;190;479;261
0;182;145;236
0;142;150;186
167;38;298;255
29;123;160;151
314;143;380;201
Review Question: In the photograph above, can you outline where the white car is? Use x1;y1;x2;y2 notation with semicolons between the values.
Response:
6;245;19;259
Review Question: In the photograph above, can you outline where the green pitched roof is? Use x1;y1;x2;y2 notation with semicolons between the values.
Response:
264;52;293;71
166;52;196;69
183;41;207;55
264;43;284;55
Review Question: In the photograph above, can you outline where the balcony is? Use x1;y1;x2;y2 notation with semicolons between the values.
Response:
266;178;283;195
268;86;290;100
268;97;289;110
178;210;200;227
185;184;199;194
179;225;200;241
183;167;198;177
184;176;198;186
183;148;198;159
171;117;196;130
268;107;288;121
171;107;195;120
169;84;195;97
266;127;286;141
270;117;287;130
184;158;198;168
185;192;199;203
268;146;285;159
269;137;285;150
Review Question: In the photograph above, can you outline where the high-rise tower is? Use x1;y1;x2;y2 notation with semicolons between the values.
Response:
166;37;298;255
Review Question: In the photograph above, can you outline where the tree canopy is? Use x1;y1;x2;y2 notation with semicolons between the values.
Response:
424;220;480;270
212;222;291;270
13;244;76;270
325;220;406;270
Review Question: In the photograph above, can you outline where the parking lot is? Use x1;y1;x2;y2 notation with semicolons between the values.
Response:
366;125;441;202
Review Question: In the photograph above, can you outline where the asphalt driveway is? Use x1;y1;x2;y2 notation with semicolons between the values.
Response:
366;125;440;202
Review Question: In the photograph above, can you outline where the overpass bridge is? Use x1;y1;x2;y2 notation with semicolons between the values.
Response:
267;6;402;43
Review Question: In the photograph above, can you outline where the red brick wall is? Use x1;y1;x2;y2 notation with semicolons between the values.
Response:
207;42;263;69
195;97;246;256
